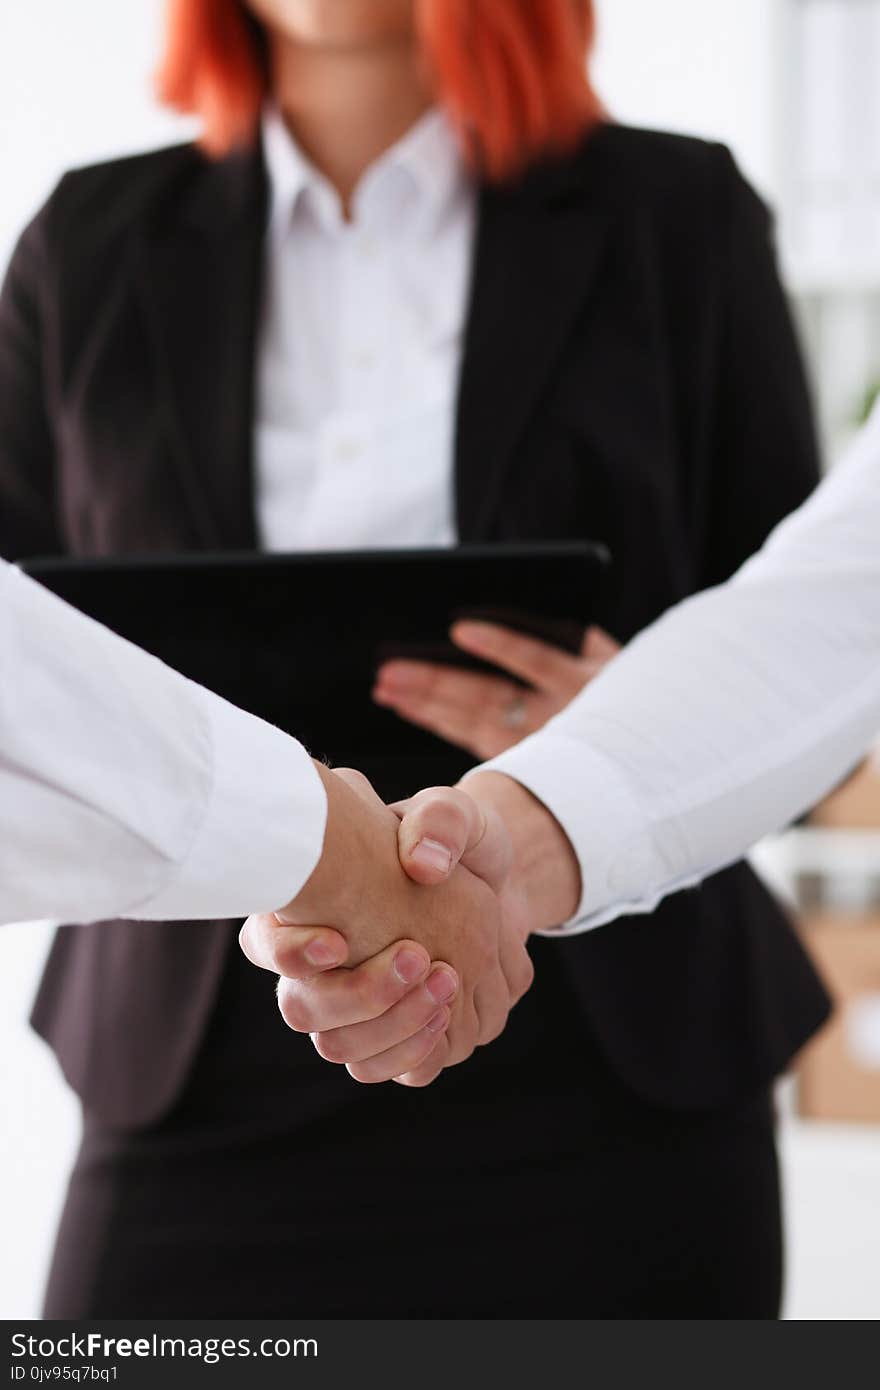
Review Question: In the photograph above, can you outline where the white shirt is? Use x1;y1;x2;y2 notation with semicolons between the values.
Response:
0;561;326;926
485;404;880;932
5;409;879;937
254;106;474;552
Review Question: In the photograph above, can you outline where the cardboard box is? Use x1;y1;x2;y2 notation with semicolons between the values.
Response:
797;913;880;1123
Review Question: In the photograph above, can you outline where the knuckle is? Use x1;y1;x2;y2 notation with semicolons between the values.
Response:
407;1031;440;1068
276;984;313;1034
397;1053;445;1088
351;967;393;1015
397;1069;434;1088
405;1040;449;1087
419;786;461;817
272;940;307;979
312;1030;347;1064
475;993;507;1046
444;1023;477;1067
479;1010;507;1046
239;917;270;969
447;1040;476;1068
374;1032;440;1087
346;1060;382;1085
264;931;294;978
238;934;257;971
414;800;468;846
511;954;535;1000
333;766;370;792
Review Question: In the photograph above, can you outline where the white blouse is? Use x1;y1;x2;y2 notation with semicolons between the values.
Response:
254;105;476;554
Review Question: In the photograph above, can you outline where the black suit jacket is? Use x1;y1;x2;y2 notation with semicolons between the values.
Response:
0;123;830;1127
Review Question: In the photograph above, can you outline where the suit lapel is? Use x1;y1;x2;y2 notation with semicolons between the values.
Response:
455;168;612;542
135;146;267;550
136;139;612;551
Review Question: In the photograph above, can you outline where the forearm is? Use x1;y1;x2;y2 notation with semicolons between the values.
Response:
479;408;880;931
0;561;326;924
279;762;406;963
460;770;581;933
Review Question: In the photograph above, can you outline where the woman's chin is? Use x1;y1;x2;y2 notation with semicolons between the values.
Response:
244;0;417;50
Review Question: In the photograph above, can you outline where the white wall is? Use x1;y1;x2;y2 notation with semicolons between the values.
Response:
0;1;193;271
0;0;783;274
593;0;780;199
0;0;194;1318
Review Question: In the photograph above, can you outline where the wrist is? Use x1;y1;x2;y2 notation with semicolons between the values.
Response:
460;771;581;932
281;762;377;931
290;763;422;968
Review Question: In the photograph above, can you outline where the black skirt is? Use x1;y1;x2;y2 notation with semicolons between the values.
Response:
43;938;783;1319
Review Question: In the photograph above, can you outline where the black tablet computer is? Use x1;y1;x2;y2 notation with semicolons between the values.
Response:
23;542;609;799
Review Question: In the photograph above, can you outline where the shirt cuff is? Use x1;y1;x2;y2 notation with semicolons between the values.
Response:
476;731;656;935
135;687;328;922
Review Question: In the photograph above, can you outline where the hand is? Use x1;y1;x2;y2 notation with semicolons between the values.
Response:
372;621;621;758
390;771;583;1085
288;774;579;1088
239;766;534;1085
386;783;533;1084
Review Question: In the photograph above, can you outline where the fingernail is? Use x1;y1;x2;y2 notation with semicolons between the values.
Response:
305;939;341;968
394;948;427;985
426;1008;449;1033
426;969;457;1004
411;838;453;875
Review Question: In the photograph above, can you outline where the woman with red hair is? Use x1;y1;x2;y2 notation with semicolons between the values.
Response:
0;0;828;1316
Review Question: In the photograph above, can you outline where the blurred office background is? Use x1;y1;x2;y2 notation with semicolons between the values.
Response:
1;0;878;1319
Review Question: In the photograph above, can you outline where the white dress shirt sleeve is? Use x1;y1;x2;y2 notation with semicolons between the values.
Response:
482;405;880;933
0;563;327;926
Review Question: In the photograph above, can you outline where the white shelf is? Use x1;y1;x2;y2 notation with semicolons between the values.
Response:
780;1117;880;1320
786;262;880;298
761;827;880;885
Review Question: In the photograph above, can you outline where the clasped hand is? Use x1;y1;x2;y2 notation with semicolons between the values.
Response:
240;617;606;1086
240;766;534;1087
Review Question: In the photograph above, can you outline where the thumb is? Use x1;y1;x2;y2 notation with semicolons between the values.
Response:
392;786;512;892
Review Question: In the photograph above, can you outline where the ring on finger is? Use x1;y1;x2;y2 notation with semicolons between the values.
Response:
501;690;529;730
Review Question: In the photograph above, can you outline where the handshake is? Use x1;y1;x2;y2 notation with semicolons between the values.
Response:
240;762;582;1087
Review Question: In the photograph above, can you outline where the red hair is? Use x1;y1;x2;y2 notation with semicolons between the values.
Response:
156;0;604;181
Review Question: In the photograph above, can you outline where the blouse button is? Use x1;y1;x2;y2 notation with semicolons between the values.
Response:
333;435;363;461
